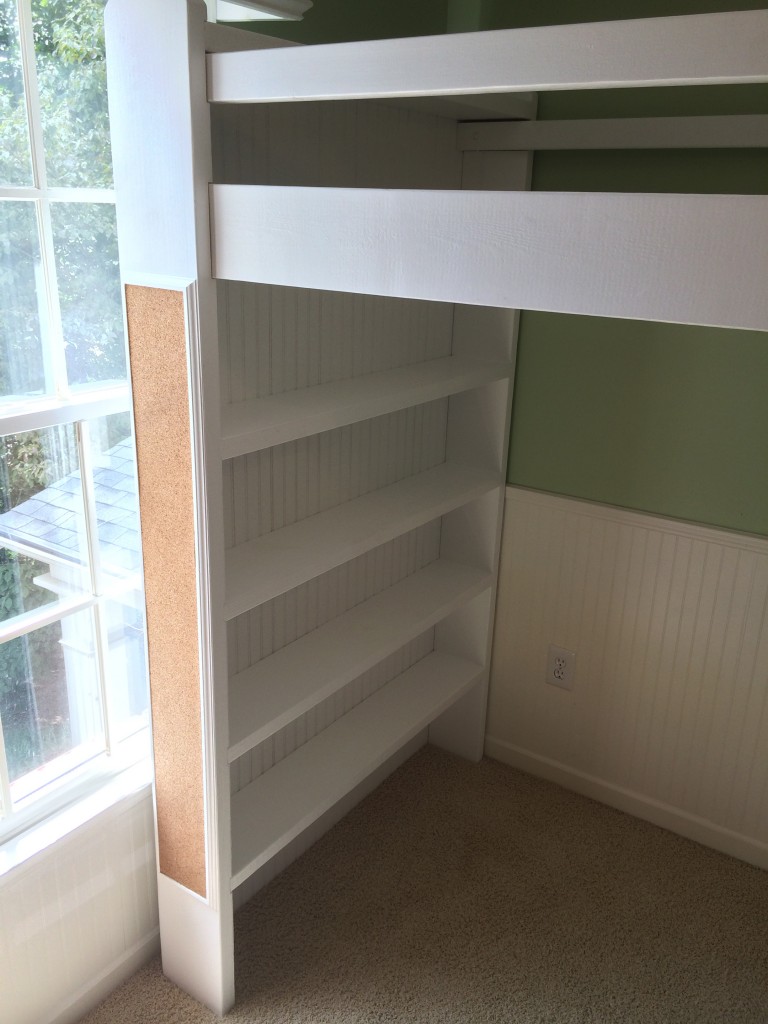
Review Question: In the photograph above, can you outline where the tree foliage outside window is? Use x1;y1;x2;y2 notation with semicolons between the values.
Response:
0;0;148;833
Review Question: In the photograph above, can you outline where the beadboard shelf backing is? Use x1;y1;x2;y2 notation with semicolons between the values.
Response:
207;9;768;104
223;461;500;619
228;559;494;760
211;185;768;331
221;356;511;459
230;650;484;887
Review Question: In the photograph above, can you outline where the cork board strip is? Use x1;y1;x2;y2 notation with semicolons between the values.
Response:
126;285;206;899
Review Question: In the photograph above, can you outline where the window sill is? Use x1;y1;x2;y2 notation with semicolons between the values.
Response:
0;756;153;880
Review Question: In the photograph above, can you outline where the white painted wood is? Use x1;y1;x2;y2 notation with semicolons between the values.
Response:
105;0;233;1013
156;876;231;1017
487;739;768;873
1;788;157;1024
217;283;454;405
0;387;130;437
222;400;448;547
488;487;768;861
426;147;531;763
230;650;484;887
229;559;493;760
224;462;500;619
221;357;511;458
231;634;435;792
458;114;768;151
45;932;160;1024
227;524;440;674
212;185;768;331
208;10;768;104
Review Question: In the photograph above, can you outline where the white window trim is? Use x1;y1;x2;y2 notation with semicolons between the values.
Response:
0;0;150;854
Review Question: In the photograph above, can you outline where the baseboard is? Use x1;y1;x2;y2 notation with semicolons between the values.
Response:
485;736;768;872
44;929;161;1024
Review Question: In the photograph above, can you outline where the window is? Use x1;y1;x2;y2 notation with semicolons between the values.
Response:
0;0;149;842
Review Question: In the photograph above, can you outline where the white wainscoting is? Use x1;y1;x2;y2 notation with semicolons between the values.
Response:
488;487;768;869
1;787;159;1024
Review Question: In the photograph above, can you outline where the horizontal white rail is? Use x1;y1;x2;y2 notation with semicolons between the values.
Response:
211;185;768;332
0;386;131;436
458;114;768;152
208;10;768;104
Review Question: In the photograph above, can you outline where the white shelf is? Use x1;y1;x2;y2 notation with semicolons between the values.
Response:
228;558;493;761
221;357;511;460
230;649;483;888
224;461;499;620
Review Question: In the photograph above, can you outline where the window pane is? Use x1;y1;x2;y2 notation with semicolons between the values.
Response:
104;598;149;744
0;549;57;620
0;424;90;590
31;0;113;188
1;609;104;800
50;202;126;386
0;200;50;401
89;413;141;576
0;0;34;186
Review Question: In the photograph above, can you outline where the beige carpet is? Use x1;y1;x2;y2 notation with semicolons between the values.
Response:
80;747;768;1023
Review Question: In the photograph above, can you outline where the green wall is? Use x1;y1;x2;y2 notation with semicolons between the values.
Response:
477;0;768;536
246;0;768;536
248;0;448;43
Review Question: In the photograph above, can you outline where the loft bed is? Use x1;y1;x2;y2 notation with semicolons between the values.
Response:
104;1;768;1014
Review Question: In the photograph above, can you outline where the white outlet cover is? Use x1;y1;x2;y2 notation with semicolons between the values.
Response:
546;644;575;691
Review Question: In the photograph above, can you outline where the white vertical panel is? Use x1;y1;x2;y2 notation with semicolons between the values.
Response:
0;790;158;1024
488;487;768;864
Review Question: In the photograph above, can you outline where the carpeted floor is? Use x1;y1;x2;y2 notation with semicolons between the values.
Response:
79;746;768;1023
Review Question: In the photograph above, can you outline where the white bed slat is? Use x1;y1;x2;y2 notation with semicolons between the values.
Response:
208;10;768;104
214;183;768;327
211;185;768;332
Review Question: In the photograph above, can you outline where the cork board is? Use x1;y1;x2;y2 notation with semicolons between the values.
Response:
126;285;206;899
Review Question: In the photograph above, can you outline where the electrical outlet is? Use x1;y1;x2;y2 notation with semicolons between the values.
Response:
546;644;575;691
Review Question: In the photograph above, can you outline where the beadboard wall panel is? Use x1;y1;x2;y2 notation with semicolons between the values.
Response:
222;400;448;548
488;487;768;867
1;789;158;1024
217;282;454;406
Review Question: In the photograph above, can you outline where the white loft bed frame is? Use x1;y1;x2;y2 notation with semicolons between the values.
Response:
104;1;768;1014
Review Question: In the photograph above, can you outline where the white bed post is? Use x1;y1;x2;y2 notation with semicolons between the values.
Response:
105;0;233;1014
429;148;534;761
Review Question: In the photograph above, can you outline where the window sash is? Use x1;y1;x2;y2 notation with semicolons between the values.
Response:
0;0;148;839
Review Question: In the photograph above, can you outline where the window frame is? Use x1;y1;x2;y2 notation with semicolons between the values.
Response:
0;0;149;847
